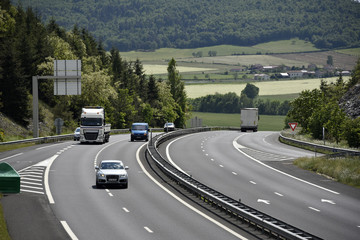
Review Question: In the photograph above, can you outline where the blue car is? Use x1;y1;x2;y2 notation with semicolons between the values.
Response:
130;123;149;141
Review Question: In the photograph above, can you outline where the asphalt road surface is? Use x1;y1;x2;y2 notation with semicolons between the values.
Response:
162;131;360;240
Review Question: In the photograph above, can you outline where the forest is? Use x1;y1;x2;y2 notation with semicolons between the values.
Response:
13;0;360;51
0;1;188;137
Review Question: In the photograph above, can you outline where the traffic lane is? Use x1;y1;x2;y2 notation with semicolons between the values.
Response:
0;141;75;171
165;131;360;240
93;134;246;240
50;134;242;240
235;131;316;158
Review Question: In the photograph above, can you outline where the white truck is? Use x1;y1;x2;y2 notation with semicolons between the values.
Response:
240;108;258;132
80;106;111;143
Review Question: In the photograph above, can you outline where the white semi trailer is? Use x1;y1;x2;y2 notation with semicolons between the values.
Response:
240;108;258;132
80;106;111;143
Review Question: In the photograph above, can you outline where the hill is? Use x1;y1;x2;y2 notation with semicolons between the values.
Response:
14;0;360;51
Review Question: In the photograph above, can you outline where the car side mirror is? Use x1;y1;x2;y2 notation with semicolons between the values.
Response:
95;166;99;170
125;166;129;170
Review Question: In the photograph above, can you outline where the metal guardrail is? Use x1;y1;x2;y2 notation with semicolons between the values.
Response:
279;133;360;158
146;128;322;240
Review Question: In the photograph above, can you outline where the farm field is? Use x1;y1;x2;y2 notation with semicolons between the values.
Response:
120;38;319;61
187;112;286;131
185;77;349;98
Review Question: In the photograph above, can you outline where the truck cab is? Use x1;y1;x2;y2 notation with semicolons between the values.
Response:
130;123;149;141
80;106;111;143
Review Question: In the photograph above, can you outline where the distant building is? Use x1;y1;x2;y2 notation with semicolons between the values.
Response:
254;74;270;80
288;71;303;78
279;73;289;78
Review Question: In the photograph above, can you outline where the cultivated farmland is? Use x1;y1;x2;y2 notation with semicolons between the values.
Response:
185;77;349;98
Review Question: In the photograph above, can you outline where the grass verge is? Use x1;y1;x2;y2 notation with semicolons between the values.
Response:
294;157;360;188
0;142;35;153
187;112;286;131
0;195;11;240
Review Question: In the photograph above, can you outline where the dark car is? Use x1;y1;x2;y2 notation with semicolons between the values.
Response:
164;122;175;132
130;123;149;141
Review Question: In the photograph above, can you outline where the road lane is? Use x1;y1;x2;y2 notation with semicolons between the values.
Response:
49;134;245;240
164;131;360;240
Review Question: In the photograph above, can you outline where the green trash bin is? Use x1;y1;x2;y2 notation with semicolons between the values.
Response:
0;162;20;194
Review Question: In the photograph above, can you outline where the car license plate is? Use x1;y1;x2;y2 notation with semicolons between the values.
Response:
108;178;117;182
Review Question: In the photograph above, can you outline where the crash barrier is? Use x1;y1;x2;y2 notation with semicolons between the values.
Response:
146;128;322;240
0;162;20;193
0;128;164;146
279;133;360;158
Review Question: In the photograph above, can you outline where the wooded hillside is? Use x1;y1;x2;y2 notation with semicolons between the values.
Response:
13;0;360;51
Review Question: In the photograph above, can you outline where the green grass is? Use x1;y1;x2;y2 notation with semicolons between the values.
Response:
0;143;36;153
294;157;360;188
0;195;11;240
187;112;286;131
335;48;360;57
120;38;320;61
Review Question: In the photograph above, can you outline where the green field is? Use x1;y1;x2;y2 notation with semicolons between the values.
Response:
187;112;286;131
185;77;348;99
120;38;319;61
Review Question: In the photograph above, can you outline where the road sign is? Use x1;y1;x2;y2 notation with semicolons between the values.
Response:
288;122;298;131
54;60;81;95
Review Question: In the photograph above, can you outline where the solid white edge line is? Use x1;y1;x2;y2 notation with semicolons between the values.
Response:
44;155;58;204
137;143;249;240
232;135;340;195
0;153;23;162
60;221;79;240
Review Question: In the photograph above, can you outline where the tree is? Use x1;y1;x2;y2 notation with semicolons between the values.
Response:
167;58;187;127
327;55;333;66
241;83;259;99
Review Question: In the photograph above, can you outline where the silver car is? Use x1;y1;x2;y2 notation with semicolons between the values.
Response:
74;127;80;141
95;160;129;188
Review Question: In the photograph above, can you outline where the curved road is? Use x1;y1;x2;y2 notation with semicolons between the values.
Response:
163;131;360;240
1;134;250;240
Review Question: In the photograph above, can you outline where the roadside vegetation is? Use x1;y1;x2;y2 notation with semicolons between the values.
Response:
0;195;11;240
294;156;360;188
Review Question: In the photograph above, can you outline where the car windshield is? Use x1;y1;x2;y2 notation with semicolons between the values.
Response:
132;125;147;130
81;118;102;126
101;162;124;170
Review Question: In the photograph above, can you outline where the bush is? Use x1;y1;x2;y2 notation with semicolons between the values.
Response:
343;117;360;148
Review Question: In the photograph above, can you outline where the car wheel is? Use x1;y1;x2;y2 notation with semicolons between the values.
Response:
124;183;128;189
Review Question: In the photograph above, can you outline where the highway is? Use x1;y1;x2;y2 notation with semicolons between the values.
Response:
1;131;359;239
162;131;360;240
1;134;250;240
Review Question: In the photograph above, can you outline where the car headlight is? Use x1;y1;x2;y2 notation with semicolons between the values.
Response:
98;172;105;177
119;174;127;178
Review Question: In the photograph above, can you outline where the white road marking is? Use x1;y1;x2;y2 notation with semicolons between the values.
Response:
233;136;340;195
36;142;70;150
21;185;43;190
44;155;58;204
20;189;44;194
210;158;214;161
0;153;23;162
309;207;321;212
21;181;42;186
138;143;249;240
20;177;42;182
232;172;237;175
321;199;336;205
123;207;130;213
250;181;256;185
257;199;270;205
144;226;153;233
108;193;113;197
60;221;79;240
274;192;284;197
219;165;224;168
